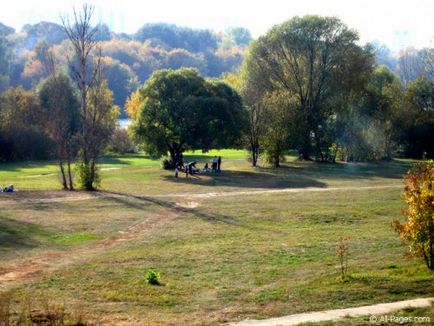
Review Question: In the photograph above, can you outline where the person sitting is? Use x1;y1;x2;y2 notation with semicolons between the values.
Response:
2;185;14;192
188;161;199;174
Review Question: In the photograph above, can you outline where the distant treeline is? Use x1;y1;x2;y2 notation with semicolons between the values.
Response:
0;21;251;115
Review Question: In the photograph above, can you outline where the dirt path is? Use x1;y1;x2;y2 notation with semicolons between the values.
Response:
0;209;180;288
155;184;402;199
0;184;402;205
231;297;434;325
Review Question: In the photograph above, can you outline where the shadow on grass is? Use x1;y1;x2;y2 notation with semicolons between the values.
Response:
162;169;327;189
0;217;52;257
99;191;292;237
278;159;411;180
0;160;57;173
101;153;153;165
100;191;249;228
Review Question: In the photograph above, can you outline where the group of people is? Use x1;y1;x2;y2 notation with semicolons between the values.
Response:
175;156;222;178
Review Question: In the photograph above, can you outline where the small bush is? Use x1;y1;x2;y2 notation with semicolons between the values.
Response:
145;269;161;285
337;236;351;281
77;160;100;190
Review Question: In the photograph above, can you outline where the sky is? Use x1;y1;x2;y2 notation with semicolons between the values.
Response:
1;0;434;53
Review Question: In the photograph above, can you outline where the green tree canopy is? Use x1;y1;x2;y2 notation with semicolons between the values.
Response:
242;15;374;161
0;32;11;91
401;76;434;158
132;68;245;165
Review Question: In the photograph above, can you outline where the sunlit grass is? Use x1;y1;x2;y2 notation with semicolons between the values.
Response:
0;153;431;325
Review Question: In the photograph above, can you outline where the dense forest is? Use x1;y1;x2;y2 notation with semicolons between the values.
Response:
0;20;250;114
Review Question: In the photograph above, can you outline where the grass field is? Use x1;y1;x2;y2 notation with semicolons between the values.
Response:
0;151;433;325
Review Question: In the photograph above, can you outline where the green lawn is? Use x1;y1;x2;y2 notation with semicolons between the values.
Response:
0;152;432;325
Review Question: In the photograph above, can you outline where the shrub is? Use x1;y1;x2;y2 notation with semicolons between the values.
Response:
393;160;434;270
77;160;101;190
145;269;161;285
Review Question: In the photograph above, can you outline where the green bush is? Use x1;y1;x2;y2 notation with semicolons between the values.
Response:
145;269;161;285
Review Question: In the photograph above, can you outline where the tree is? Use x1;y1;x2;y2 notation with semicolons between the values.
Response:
394;161;434;270
62;4;118;190
125;89;142;120
239;57;268;166
261;92;295;167
100;56;139;111
0;22;14;36
242;16;374;160
401;76;434;158
132;68;244;165
165;48;208;75
422;48;434;81
38;74;80;190
79;75;118;189
0;87;53;161
0;32;11;91
225;27;252;47
134;23;218;53
363;66;403;159
222;71;264;167
397;47;430;85
372;41;398;71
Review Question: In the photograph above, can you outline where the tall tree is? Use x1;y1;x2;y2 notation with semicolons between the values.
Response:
401;76;434;158
61;4;117;190
364;66;403;159
132;68;244;165
79;73;118;188
243;16;374;160
239;58;268;166
38;74;80;190
261;92;295;167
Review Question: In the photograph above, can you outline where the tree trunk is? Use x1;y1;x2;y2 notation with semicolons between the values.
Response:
251;143;259;167
67;160;74;190
253;146;258;167
429;236;433;270
332;144;339;163
168;142;185;168
273;153;280;168
59;161;67;190
299;131;312;160
88;159;96;191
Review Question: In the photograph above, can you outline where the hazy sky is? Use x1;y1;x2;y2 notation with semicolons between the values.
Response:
2;0;434;53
